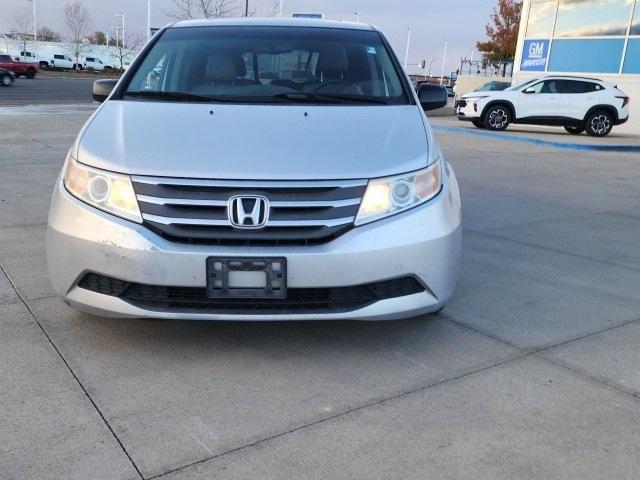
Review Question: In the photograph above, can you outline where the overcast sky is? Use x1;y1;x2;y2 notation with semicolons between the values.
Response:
1;0;497;74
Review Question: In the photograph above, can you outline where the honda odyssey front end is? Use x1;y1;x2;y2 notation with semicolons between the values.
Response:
47;18;461;321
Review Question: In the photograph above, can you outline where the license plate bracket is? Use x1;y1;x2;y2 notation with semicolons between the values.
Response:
206;257;287;299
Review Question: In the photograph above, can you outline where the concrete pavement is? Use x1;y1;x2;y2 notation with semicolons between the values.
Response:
1;108;639;479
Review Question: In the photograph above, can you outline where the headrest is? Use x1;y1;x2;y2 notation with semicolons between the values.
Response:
316;45;348;73
205;53;237;82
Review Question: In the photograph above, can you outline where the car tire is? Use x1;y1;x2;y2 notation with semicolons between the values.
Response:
483;104;511;131
472;119;486;129
585;110;614;137
1;74;13;86
26;69;36;79
564;125;584;135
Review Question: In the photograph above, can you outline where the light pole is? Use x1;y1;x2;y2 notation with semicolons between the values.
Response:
427;57;440;80
439;39;448;85
403;27;411;70
354;11;360;22
147;0;152;41
279;0;283;17
115;14;125;47
28;0;37;42
245;0;249;16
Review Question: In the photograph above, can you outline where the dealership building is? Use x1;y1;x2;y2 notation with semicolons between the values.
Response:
513;0;640;133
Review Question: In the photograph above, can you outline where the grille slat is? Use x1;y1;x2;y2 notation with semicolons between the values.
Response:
133;177;366;246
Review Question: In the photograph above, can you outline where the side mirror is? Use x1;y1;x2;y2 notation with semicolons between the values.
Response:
418;83;448;111
93;79;118;103
523;88;536;94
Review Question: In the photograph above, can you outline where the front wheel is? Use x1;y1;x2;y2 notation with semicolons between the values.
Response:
26;69;36;79
585;110;614;137
564;125;584;135
472;119;486;129
483;105;511;131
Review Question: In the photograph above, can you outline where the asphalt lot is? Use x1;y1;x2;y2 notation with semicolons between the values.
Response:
0;76;99;105
1;106;640;479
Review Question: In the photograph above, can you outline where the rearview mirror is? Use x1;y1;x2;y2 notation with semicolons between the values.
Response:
93;79;118;103
417;83;448;111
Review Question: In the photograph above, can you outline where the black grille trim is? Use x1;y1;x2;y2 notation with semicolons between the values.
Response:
77;273;425;314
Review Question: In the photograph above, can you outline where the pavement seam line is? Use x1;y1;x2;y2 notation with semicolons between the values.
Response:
472;229;640;276
441;310;640;403
0;262;144;480
149;350;531;479
533;353;640;402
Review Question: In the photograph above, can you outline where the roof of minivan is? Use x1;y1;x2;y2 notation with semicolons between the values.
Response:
171;17;376;31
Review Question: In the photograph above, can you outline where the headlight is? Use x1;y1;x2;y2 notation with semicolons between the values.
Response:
64;157;142;223
356;159;442;226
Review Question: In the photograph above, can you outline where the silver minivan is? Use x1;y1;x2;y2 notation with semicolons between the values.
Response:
47;18;461;321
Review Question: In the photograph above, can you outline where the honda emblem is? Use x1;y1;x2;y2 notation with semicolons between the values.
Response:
228;195;270;229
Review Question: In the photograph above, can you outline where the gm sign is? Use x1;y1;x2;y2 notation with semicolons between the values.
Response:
521;39;550;72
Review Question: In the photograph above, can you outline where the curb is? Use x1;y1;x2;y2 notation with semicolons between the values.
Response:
431;125;640;153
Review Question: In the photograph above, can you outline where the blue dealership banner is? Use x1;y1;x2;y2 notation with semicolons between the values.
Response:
521;39;550;72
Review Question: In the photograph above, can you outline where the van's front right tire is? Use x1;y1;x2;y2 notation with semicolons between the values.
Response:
472;119;486;129
484;104;511;131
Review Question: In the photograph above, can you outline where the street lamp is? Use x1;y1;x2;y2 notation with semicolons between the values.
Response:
427;57;440;79
28;0;36;42
279;0;283;17
439;39;448;85
403;27;411;70
115;14;125;47
147;0;152;41
245;0;249;17
354;11;361;22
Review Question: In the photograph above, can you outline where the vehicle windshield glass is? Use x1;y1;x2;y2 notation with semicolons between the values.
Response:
507;79;537;91
125;26;409;105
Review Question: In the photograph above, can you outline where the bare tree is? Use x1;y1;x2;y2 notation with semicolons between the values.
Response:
63;0;93;70
10;7;32;57
110;32;143;71
37;25;64;43
165;0;240;20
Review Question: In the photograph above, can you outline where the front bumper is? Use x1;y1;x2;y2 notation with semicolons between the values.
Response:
47;165;461;321
456;99;481;120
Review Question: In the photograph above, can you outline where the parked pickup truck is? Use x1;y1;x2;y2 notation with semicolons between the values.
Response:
0;54;38;78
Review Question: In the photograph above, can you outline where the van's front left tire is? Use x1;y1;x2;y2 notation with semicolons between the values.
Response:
585;110;614;137
484;104;511;131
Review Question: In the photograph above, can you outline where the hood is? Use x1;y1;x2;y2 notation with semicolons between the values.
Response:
76;101;430;180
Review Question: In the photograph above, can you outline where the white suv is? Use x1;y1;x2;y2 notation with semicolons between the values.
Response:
456;76;630;137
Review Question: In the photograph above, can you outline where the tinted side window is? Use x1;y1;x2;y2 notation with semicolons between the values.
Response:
0;55;11;62
558;80;597;94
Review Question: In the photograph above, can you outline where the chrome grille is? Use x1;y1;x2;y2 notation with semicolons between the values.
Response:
132;176;367;246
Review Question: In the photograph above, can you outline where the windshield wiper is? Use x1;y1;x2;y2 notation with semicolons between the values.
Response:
274;92;390;105
124;90;242;103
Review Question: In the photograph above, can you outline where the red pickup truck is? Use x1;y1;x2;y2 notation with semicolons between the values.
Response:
0;54;38;79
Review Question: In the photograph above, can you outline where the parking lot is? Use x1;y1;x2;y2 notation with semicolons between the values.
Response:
0;75;101;105
1;100;640;479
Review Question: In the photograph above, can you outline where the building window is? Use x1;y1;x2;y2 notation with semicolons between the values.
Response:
623;39;640;73
631;0;640;35
554;0;634;37
548;38;626;72
526;0;557;37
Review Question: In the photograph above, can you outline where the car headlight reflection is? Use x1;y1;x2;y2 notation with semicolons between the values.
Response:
64;157;142;223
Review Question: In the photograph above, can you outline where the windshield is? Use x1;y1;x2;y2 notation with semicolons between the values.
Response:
124;26;409;105
476;82;509;92
506;79;537;91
